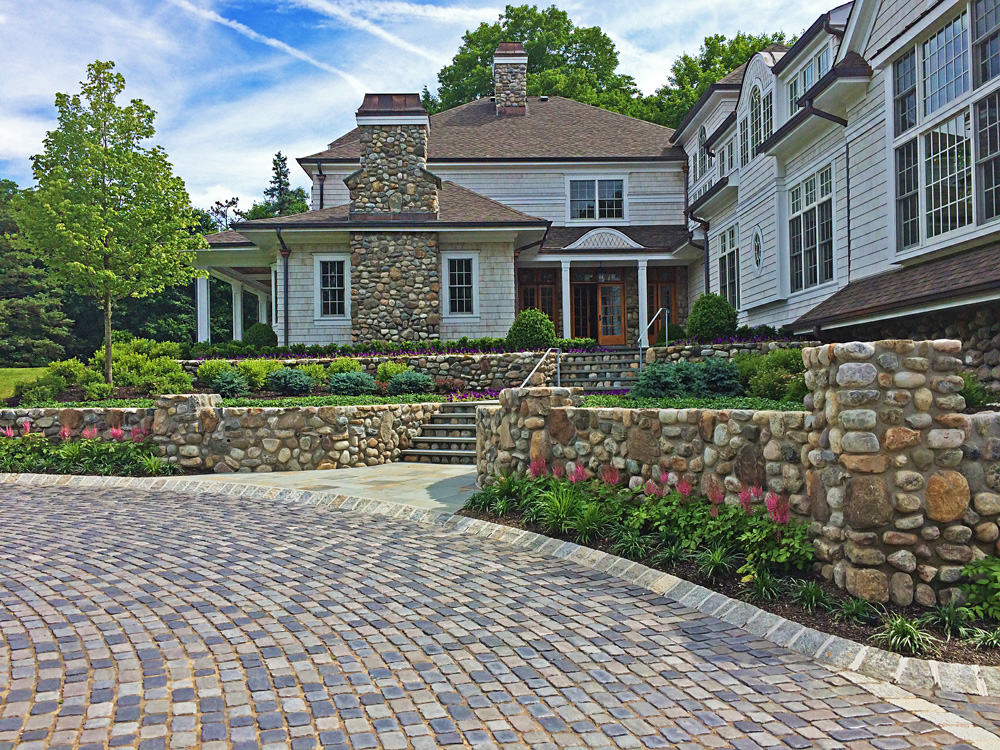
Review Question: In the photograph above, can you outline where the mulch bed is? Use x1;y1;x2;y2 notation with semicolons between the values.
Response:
459;508;1000;667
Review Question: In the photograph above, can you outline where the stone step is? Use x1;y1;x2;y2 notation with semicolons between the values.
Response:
428;415;477;425
418;423;477;434
400;448;476;464
561;357;641;366
412;435;476;445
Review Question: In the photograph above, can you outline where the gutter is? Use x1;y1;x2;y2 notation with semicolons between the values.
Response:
683;162;711;294
275;228;291;347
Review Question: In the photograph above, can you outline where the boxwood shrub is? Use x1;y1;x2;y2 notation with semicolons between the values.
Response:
506;308;556;351
686;293;738;341
328;371;377;395
386;370;434;395
266;367;316;395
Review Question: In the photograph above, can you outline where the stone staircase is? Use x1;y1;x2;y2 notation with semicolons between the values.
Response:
559;349;642;391
400;401;496;464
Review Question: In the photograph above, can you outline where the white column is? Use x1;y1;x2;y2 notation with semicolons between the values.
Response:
637;260;649;347
196;275;211;343
560;260;572;339
231;281;243;341
257;293;269;324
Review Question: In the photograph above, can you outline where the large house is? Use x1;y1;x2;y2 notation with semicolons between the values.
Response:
201;0;1000;349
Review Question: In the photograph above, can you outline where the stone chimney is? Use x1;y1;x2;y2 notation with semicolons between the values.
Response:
345;93;440;217
493;42;528;116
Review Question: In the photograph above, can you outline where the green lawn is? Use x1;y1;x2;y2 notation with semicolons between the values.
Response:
0;368;45;400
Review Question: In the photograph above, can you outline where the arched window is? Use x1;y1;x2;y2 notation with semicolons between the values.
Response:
698;126;707;177
749;86;763;154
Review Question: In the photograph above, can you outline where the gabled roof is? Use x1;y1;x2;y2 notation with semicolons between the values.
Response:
205;229;253;247
793;244;1000;329
300;96;683;164
670;43;789;143
229;181;549;231
541;225;689;253
772;2;853;75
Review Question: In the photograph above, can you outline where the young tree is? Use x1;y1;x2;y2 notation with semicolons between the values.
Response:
13;60;204;383
238;152;309;220
0;179;73;366
422;4;644;115
650;32;792;128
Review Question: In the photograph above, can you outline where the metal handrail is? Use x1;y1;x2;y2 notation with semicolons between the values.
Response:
638;307;669;372
520;347;561;388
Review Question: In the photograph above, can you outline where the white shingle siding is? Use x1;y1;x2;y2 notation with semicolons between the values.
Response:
274;243;352;345
439;241;515;339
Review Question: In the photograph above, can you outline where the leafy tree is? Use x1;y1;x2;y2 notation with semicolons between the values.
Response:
192;206;216;235
209;196;241;230
13;60;205;383
650;32;792;128
0;179;73;366
422;5;646;115
238;152;309;220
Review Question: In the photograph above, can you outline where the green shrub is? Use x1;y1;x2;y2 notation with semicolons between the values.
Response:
0;434;176;476
88;338;191;395
212;369;250;398
242;322;278;348
965;627;1000;649
961;557;1000;621
632;359;742;399
870;614;940;657
580;394;797;411
15;373;67;406
327;357;362;374
734;323;780;339
960;371;991;409
554;337;598;351
700;358;744;396
739;348;806;403
740;568;786;602
376;361;410;382
788;580;831;612
46;358;98;386
654;323;688;345
196;359;232;385
296;363;327;382
386;370;434;395
84;381;114;400
328;371;377;395
506;308;556;351
266;367;316;396
686;293;737;341
919;601;974;640
236;359;282;390
834;598;879;624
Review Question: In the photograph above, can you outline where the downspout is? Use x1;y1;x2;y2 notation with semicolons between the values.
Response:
316;163;326;210
276;228;291;347
845;139;852;282
683;161;712;294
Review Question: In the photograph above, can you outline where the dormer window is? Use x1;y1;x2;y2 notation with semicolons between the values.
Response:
748;87;772;155
569;178;624;220
697;126;708;177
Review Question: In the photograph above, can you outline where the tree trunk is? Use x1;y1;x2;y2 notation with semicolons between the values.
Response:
103;293;113;385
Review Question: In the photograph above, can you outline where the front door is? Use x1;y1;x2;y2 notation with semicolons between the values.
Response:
572;285;597;340
597;283;625;346
647;269;678;344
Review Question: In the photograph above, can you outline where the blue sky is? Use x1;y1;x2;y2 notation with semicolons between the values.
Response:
1;0;833;209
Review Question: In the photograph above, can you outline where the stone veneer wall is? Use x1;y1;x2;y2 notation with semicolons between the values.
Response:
802;340;1000;606
350;232;440;342
824;301;1000;395
179;351;557;390
493;60;527;115
476;387;810;507
646;340;819;365
346;123;439;215
2;396;442;474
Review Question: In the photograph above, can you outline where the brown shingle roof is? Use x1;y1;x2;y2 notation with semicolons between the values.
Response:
793;244;1000;328
541;225;689;252
232;181;548;230
301;96;682;163
206;229;253;247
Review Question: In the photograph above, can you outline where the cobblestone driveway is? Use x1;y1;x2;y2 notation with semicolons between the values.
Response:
0;486;997;750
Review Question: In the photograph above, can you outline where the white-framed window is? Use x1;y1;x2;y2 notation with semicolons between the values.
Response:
442;252;479;317
313;254;350;320
739;118;749;166
763;90;773;141
718;224;739;309
697;126;708;177
568;178;625;220
788;165;834;292
788;78;800;114
790;45;831;104
752;227;764;273
889;4;1000;250
749;87;762;154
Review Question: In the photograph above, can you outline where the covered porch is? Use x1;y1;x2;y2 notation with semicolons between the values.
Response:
196;231;275;343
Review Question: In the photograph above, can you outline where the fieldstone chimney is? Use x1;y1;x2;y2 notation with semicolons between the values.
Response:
493;42;528;116
345;93;440;217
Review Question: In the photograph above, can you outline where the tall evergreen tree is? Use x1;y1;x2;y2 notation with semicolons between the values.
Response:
0;179;73;366
238;152;309;220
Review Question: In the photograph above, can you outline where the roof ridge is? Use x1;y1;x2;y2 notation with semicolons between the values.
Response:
540;95;675;134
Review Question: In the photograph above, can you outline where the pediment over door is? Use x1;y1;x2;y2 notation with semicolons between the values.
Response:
564;228;643;250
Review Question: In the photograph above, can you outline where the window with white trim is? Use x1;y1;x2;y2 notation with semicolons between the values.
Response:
763;91;773;141
569;178;623;219
889;4;1000;249
443;253;478;316
697;126;708;177
749;88;762;154
788;165;834;292
788;78;799;114
718;224;739;309
739;118;749;166
314;255;349;319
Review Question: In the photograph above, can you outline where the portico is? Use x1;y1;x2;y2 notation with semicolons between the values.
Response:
193;231;275;343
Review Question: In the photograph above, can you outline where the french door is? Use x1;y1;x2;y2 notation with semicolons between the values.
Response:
597;283;625;346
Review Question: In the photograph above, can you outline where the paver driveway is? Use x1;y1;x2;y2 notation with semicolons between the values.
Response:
0;485;997;750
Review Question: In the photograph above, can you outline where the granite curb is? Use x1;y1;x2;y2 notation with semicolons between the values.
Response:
3;471;998;700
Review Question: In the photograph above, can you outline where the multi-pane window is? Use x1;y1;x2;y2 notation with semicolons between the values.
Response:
739;118;749;166
569;179;623;219
923;13;970;115
318;259;346;317
788;78;799;114
752;229;763;270
718;225;739;309
788;165;834;292
894;51;918;135
895;139;920;249
763;91;773;140
726;140;735;173
924;112;973;237
975;0;1000;85
698;127;708;177
749;88;762;155
976;90;1000;220
447;257;475;314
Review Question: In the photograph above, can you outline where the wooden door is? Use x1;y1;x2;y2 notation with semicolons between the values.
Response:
597;283;625;346
571;285;597;339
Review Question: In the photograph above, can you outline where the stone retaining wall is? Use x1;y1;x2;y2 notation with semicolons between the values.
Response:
802;340;1000;606
646;340;819;365
178;351;555;390
0;407;154;437
476;388;810;509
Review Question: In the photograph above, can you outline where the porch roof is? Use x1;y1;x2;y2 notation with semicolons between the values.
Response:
539;225;690;253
